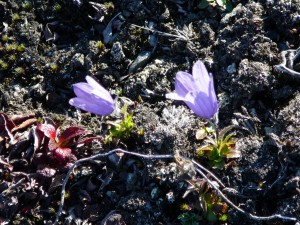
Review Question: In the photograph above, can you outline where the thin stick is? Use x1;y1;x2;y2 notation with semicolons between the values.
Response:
54;149;297;224
53;148;174;225
194;167;297;222
128;23;190;41
192;159;225;188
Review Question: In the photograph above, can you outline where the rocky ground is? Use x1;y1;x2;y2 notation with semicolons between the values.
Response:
0;0;299;224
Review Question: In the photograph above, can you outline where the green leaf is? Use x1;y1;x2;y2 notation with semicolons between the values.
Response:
208;148;220;161
219;214;228;221
213;161;225;169
220;146;230;156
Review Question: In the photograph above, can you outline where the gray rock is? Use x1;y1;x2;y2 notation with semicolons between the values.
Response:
128;51;152;73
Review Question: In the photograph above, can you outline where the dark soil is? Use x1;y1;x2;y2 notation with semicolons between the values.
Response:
0;0;299;224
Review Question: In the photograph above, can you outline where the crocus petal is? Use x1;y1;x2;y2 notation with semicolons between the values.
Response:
166;60;218;120
174;71;198;98
69;97;114;116
192;60;210;94
184;92;216;119
70;76;115;116
38;123;56;139
208;73;218;113
73;83;94;99
73;82;113;104
86;76;114;103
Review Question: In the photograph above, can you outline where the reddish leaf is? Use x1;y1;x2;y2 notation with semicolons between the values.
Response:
37;123;56;140
48;139;58;151
54;147;72;162
10;114;35;125
57;126;85;146
11;118;37;133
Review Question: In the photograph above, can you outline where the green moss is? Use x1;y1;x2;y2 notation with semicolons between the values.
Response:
50;63;58;72
16;44;25;52
22;1;32;10
5;44;17;52
96;41;105;52
8;54;17;62
0;60;9;70
1;34;8;42
12;13;21;21
53;3;62;12
15;67;25;74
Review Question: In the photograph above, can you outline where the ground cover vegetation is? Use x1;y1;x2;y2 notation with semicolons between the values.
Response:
0;0;299;224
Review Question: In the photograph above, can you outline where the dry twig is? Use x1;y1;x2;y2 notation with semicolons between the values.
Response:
53;148;297;224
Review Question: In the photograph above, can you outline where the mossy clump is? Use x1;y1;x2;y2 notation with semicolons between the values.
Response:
53;3;62;12
96;41;105;52
22;1;32;10
12;13;21;21
0;60;9;70
15;67;25;74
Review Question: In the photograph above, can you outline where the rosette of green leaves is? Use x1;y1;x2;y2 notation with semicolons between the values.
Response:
196;125;240;169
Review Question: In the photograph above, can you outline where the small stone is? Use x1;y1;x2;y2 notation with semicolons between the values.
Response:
110;42;125;63
128;51;152;73
166;191;175;204
151;187;159;199
71;53;85;68
227;63;236;74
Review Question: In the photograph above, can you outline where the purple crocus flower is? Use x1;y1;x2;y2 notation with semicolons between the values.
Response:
166;60;218;119
69;76;115;115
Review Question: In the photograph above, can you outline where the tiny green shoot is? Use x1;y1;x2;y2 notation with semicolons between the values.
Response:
15;67;25;74
196;125;240;169
12;13;21;21
96;41;105;52
53;3;62;12
106;104;135;142
22;1;32;10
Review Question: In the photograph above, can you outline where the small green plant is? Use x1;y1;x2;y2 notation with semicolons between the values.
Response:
180;178;229;223
5;44;17;52
53;3;62;12
106;105;135;142
50;63;58;72
201;191;228;222
1;34;8;42
196;125;240;169
16;44;25;52
0;59;9;70
178;212;200;225
116;88;123;96
22;1;32;10
12;13;21;21
8;54;17;62
96;41;105;52
5;43;25;54
15;67;25;74
198;0;233;11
